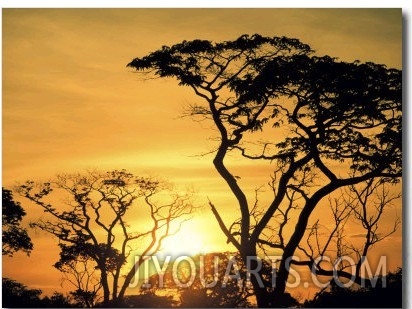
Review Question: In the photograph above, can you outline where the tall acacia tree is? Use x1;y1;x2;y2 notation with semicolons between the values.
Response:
17;170;194;307
127;34;401;307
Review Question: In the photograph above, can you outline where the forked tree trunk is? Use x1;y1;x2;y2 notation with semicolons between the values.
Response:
241;243;292;307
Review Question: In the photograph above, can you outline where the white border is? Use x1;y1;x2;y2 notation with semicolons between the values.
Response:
0;1;409;8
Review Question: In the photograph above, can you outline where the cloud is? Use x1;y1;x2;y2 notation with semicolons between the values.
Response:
350;233;367;238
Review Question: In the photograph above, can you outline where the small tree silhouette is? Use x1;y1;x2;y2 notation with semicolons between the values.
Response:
54;243;104;307
17;169;194;307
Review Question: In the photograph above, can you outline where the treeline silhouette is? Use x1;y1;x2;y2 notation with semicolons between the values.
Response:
2;267;402;307
304;268;402;308
2;278;72;308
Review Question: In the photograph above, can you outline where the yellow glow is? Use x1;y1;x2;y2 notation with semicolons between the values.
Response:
158;226;208;258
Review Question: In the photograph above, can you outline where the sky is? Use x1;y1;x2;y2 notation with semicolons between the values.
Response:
2;8;404;299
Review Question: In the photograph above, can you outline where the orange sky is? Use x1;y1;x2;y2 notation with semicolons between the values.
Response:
2;8;402;298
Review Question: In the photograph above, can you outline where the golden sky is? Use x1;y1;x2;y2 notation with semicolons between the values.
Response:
2;8;402;298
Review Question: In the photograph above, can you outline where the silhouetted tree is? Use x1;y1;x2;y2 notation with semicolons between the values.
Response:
296;177;400;287
2;187;33;256
17;169;194;307
54;243;104;307
128;34;401;307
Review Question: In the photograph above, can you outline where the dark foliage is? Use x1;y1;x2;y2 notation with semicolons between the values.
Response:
304;268;402;308
2;187;33;256
41;292;75;308
2;278;43;308
2;278;73;308
122;292;178;308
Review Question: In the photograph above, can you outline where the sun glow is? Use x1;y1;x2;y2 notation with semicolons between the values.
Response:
159;228;206;258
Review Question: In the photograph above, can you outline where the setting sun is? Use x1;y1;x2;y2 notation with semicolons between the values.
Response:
159;233;204;256
159;228;206;257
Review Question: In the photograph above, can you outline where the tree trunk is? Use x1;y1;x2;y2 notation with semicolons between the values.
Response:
251;277;271;307
250;271;291;308
99;265;111;307
117;258;141;302
240;244;273;307
241;242;295;307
